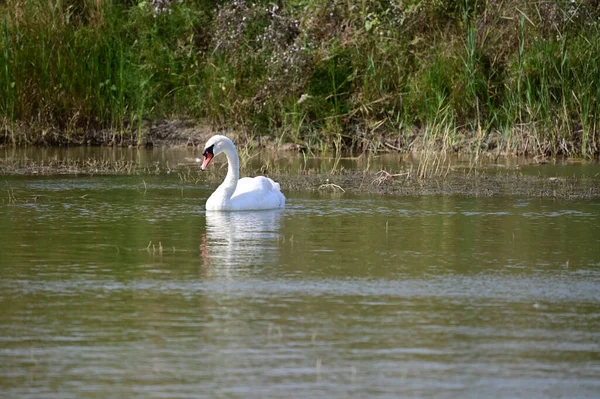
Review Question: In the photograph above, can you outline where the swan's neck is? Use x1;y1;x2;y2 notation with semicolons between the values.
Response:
219;143;239;200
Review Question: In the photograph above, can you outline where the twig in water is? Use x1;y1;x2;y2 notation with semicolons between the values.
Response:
318;183;345;192
372;170;410;186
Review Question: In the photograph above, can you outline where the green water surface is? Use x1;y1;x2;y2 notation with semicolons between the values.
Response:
0;171;599;398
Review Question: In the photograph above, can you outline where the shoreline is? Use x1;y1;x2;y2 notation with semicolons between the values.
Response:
3;119;599;158
2;121;598;200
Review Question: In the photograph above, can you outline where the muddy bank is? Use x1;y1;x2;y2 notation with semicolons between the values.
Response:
1;120;214;148
0;120;518;154
4;120;600;164
1;120;305;151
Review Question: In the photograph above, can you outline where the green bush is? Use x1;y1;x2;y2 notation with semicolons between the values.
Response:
0;0;598;155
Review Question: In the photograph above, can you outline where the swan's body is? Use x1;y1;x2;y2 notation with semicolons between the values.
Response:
199;135;285;211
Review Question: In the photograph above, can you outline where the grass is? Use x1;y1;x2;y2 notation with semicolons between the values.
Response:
0;0;599;157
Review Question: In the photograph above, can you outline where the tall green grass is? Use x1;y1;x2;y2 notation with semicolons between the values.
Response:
0;0;598;156
0;0;208;143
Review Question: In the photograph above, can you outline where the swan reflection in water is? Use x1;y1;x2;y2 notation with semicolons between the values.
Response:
200;210;283;276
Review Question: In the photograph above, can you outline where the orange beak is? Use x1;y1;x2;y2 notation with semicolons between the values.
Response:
200;153;213;170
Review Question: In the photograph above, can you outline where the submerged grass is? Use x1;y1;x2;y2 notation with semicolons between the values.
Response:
0;0;599;157
1;147;598;199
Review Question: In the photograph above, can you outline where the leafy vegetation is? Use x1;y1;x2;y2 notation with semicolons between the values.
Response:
1;0;599;156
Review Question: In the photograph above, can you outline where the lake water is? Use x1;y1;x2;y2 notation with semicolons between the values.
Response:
1;154;599;398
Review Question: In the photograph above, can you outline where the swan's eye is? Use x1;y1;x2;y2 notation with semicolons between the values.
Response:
203;145;214;157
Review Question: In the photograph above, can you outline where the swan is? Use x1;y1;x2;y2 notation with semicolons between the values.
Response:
198;135;286;211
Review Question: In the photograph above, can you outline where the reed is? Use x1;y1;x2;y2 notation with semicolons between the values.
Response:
0;0;598;156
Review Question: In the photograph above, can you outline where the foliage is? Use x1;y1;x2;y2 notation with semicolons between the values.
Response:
0;0;599;156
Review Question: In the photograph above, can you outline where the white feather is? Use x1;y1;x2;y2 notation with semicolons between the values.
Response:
201;135;285;211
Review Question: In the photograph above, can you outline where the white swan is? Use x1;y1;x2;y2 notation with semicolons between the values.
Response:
199;135;286;211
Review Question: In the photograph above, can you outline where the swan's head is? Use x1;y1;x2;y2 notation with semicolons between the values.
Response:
200;135;234;170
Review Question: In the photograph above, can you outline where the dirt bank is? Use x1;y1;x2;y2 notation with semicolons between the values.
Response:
1;120;216;148
2;120;304;150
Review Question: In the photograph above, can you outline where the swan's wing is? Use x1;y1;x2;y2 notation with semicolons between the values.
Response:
229;176;285;210
234;176;279;195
